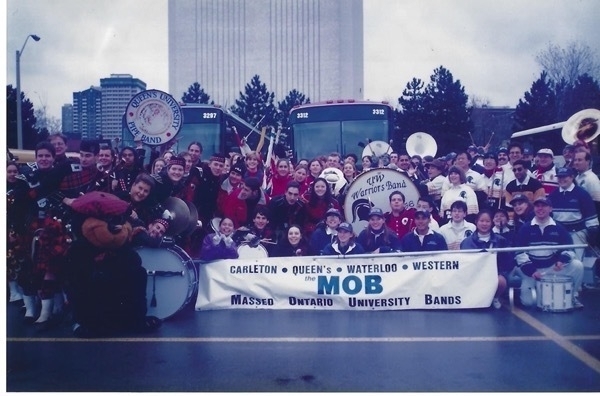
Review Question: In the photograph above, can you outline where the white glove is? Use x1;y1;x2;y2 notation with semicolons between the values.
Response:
223;236;234;247
211;234;221;245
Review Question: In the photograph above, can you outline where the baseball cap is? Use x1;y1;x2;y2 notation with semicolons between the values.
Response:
368;207;384;218
556;167;574;177
337;222;353;233
536;148;554;157
325;208;342;218
425;159;446;170
533;196;552;206
414;209;431;218
509;193;529;206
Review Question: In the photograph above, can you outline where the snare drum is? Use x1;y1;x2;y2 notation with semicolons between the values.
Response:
136;245;198;320
237;243;269;259
536;275;573;312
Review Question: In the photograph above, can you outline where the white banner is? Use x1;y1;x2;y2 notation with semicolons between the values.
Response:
195;251;498;311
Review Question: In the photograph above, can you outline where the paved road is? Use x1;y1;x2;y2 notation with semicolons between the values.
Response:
6;286;600;392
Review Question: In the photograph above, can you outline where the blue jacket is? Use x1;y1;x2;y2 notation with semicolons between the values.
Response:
460;231;515;273
400;230;448;252
321;241;365;256
308;222;338;255
514;218;574;276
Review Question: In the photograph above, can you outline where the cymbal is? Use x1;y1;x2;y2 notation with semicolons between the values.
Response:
183;201;199;236
163;197;190;236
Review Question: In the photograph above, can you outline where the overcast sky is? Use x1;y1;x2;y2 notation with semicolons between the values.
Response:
4;0;599;121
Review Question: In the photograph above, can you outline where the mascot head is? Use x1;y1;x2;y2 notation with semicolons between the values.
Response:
82;217;133;249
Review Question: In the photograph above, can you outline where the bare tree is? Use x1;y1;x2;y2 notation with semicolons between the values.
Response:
536;41;600;84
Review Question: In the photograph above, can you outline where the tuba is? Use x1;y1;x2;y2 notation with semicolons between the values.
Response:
405;132;438;158
561;108;600;144
319;167;347;197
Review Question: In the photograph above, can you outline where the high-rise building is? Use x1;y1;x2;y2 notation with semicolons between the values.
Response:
73;87;102;140
61;104;74;135
168;0;363;107
99;74;146;140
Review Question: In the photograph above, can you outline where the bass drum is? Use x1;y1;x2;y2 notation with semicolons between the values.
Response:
136;245;198;320
237;243;269;259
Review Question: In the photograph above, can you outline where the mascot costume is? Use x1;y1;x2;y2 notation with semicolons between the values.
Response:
64;191;161;337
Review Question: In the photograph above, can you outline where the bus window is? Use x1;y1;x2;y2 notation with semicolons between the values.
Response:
289;101;395;161
293;121;340;160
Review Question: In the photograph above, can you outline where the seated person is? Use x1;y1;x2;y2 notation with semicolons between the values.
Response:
514;197;585;308
308;208;342;255
399;210;448;252
233;207;276;256
321;222;365;256
356;207;402;253
460;210;515;309
200;217;239;261
272;225;309;257
438;200;476;250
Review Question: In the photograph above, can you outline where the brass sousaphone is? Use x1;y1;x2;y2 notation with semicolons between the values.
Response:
361;140;392;159
561;108;600;144
405;132;438;159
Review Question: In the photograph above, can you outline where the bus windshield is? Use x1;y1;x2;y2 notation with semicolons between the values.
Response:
289;101;394;161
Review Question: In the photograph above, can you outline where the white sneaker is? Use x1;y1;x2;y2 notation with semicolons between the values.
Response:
573;298;584;309
492;298;501;309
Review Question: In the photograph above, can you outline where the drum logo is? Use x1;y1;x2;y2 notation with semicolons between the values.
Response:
343;169;420;233
126;89;183;146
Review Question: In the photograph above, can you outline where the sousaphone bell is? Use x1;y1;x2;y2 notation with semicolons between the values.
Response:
405;132;438;159
561;108;600;144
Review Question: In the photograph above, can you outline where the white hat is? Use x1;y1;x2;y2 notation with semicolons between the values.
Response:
536;148;554;157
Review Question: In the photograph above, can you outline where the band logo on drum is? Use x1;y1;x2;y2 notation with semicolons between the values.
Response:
343;169;420;233
125;89;183;146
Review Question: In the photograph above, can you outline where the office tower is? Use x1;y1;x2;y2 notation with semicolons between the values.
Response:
72;87;102;140
168;0;363;107
99;74;146;140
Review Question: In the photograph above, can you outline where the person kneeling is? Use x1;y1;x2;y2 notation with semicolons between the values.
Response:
321;222;365;256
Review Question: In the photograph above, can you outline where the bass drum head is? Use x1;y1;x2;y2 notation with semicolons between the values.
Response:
136;246;197;320
237;243;269;259
343;168;420;234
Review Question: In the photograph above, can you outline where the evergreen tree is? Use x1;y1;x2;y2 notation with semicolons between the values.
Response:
230;75;278;128
396;67;471;154
422;66;471;153
181;82;213;104
513;72;558;131
6;84;39;149
563;74;600;116
396;78;427;146
230;75;278;150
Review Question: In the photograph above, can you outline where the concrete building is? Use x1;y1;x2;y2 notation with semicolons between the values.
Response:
99;74;146;140
168;0;364;107
61;104;74;135
72;87;102;140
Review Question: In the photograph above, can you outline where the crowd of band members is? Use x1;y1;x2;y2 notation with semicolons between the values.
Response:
6;132;600;321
